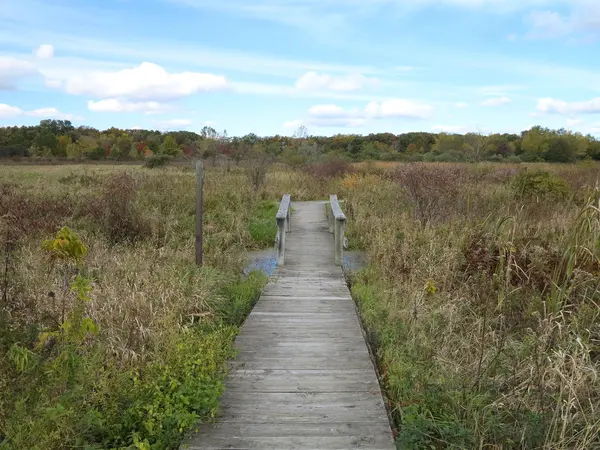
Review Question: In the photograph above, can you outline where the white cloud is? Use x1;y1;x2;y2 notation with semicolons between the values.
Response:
527;2;600;40
158;118;192;127
454;102;469;108
481;96;512;106
566;118;582;126
528;10;572;38
308;104;363;118
0;57;37;89
0;103;77;120
537;97;600;115
365;98;433;119
87;98;171;114
431;125;469;133
34;44;54;59
295;71;379;92
0;103;24;118
306;104;366;127
299;98;434;128
65;62;228;101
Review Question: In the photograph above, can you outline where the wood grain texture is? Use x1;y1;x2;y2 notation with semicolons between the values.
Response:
182;201;394;450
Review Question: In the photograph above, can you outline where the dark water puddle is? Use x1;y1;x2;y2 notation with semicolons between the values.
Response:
343;250;368;274
244;250;277;277
243;249;367;278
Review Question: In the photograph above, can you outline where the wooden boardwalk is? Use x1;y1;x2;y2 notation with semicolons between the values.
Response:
184;201;395;450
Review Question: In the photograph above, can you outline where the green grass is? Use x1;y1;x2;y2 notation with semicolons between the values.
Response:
247;201;278;248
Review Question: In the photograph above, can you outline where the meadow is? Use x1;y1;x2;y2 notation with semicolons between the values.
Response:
1;161;599;449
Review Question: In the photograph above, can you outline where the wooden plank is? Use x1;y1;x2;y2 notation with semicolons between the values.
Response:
251;300;356;313
185;435;393;450
230;357;375;370
188;421;393;438
226;369;380;393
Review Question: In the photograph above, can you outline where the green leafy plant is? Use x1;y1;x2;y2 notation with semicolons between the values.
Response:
510;169;571;202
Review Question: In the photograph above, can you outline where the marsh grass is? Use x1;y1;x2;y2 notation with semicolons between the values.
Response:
0;165;273;449
342;164;600;449
2;162;600;449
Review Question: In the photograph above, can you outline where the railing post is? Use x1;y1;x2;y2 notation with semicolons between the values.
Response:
328;195;335;234
277;217;286;265
276;194;291;266
334;217;345;266
195;160;204;266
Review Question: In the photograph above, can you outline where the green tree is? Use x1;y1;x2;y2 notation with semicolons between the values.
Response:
161;135;180;156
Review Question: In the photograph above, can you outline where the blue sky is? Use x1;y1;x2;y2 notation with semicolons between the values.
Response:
1;0;600;136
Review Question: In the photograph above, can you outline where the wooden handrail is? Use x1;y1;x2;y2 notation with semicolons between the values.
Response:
276;194;291;265
328;194;346;266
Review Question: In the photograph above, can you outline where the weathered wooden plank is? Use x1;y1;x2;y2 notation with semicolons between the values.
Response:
230;357;375;370
235;332;362;341
185;435;393;450
188;421;393;438
226;369;380;393
251;300;356;313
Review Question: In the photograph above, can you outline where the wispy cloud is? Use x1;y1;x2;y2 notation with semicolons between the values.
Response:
289;98;434;128
0;56;38;89
295;71;380;92
537;97;600;115
0;102;79;120
481;96;512;106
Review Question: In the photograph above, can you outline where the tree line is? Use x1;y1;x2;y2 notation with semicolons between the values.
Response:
1;120;600;163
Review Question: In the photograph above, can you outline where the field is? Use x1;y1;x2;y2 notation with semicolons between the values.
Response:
1;161;600;449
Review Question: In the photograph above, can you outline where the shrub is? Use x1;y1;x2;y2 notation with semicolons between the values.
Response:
510;169;571;202
143;154;171;169
82;173;149;243
0;183;74;237
303;160;354;180
394;163;467;225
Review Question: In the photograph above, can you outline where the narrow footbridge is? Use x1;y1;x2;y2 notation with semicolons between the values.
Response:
184;197;395;450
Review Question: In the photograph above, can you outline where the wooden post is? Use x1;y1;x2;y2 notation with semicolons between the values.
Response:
277;217;286;266
196;160;204;266
334;217;345;266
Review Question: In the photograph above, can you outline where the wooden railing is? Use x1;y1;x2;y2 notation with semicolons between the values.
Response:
275;194;291;265
327;194;347;266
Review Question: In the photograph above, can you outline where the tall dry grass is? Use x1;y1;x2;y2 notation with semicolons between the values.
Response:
339;163;600;449
0;164;281;449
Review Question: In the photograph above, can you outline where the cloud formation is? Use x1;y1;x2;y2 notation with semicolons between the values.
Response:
537;97;600;115
63;62;228;101
35;44;54;59
0;103;77;120
87;98;171;114
288;98;434;128
0;57;37;89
